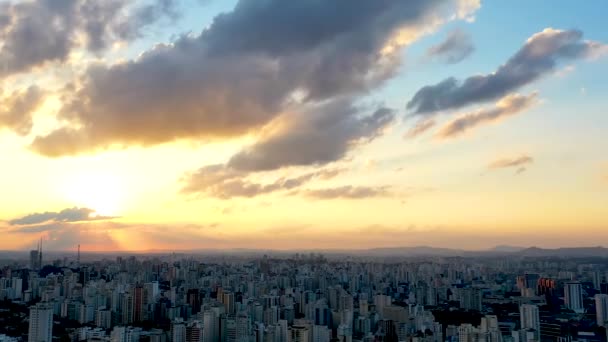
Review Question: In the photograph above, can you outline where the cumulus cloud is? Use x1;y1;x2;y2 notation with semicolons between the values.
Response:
0;86;44;135
426;28;474;64
30;0;478;157
303;186;392;200
183;165;345;199
435;92;539;138
9;207;114;226
487;155;534;172
408;28;605;115
228;102;394;172
0;0;177;77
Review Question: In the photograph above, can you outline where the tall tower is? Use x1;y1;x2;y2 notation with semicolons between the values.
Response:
38;238;42;270
564;282;584;313
28;303;53;342
30;240;41;271
520;304;540;340
596;294;608;327
77;244;81;268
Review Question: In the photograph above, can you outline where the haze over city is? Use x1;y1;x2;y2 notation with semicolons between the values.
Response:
0;0;607;252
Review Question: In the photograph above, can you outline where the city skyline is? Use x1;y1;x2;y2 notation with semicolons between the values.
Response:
3;250;608;342
1;0;608;251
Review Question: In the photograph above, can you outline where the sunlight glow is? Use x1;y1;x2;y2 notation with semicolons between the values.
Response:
63;172;126;217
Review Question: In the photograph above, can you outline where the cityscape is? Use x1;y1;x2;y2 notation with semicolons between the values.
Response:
2;246;608;341
1;0;607;342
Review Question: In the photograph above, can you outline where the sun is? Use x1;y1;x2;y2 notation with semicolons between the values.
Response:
64;172;126;217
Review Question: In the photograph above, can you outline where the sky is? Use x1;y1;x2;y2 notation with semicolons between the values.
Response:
0;0;607;252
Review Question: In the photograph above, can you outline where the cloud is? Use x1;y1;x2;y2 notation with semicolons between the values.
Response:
0;86;45;135
303;186;392;200
426;28;474;64
435;92;539;138
14;223;65;234
1;216;223;251
408;28;605;115
9;207;114;226
404;119;436;139
487;155;534;171
30;0;478;156
227;102;394;172
183;165;345;199
0;0;177;77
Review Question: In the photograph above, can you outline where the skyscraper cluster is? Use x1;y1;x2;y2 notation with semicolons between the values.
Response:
0;252;608;341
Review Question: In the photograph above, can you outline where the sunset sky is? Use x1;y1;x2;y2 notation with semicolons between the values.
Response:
1;0;607;251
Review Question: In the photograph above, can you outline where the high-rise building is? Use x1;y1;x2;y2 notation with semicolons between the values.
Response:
235;313;250;342
133;286;146;322
29;241;42;271
290;325;310;342
537;278;557;296
144;282;159;304
95;307;112;329
187;289;201;314
312;325;330;342
222;315;237;342
520;304;540;341
601;283;608;295
121;292;134;324
186;321;203;342
28;303;53;342
480;315;503;342
110;326;141;342
458;288;482;311
172;320;186;342
203;310;217;342
592;272;602;290
29;250;39;271
458;324;476;342
564;282;584;313
313;301;331;327
222;291;235;315
595;294;608;327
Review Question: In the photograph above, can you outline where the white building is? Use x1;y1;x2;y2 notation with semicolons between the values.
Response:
171;320;186;342
564;282;584;313
595;294;608;327
28;303;53;342
520;304;540;341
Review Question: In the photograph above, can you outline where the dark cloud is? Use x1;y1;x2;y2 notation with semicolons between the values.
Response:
30;0;474;156
119;0;180;41
426;28;474;64
0;0;177;77
183;165;345;199
0;86;44;135
303;186;392;200
8;221;130;251
228;102;394;172
404;119;436;139
435;92;538;138
408;28;604;115
487;155;534;171
9;207;114;226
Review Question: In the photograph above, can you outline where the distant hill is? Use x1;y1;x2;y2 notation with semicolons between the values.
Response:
362;246;467;257
490;245;526;252
517;246;608;257
3;246;608;258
